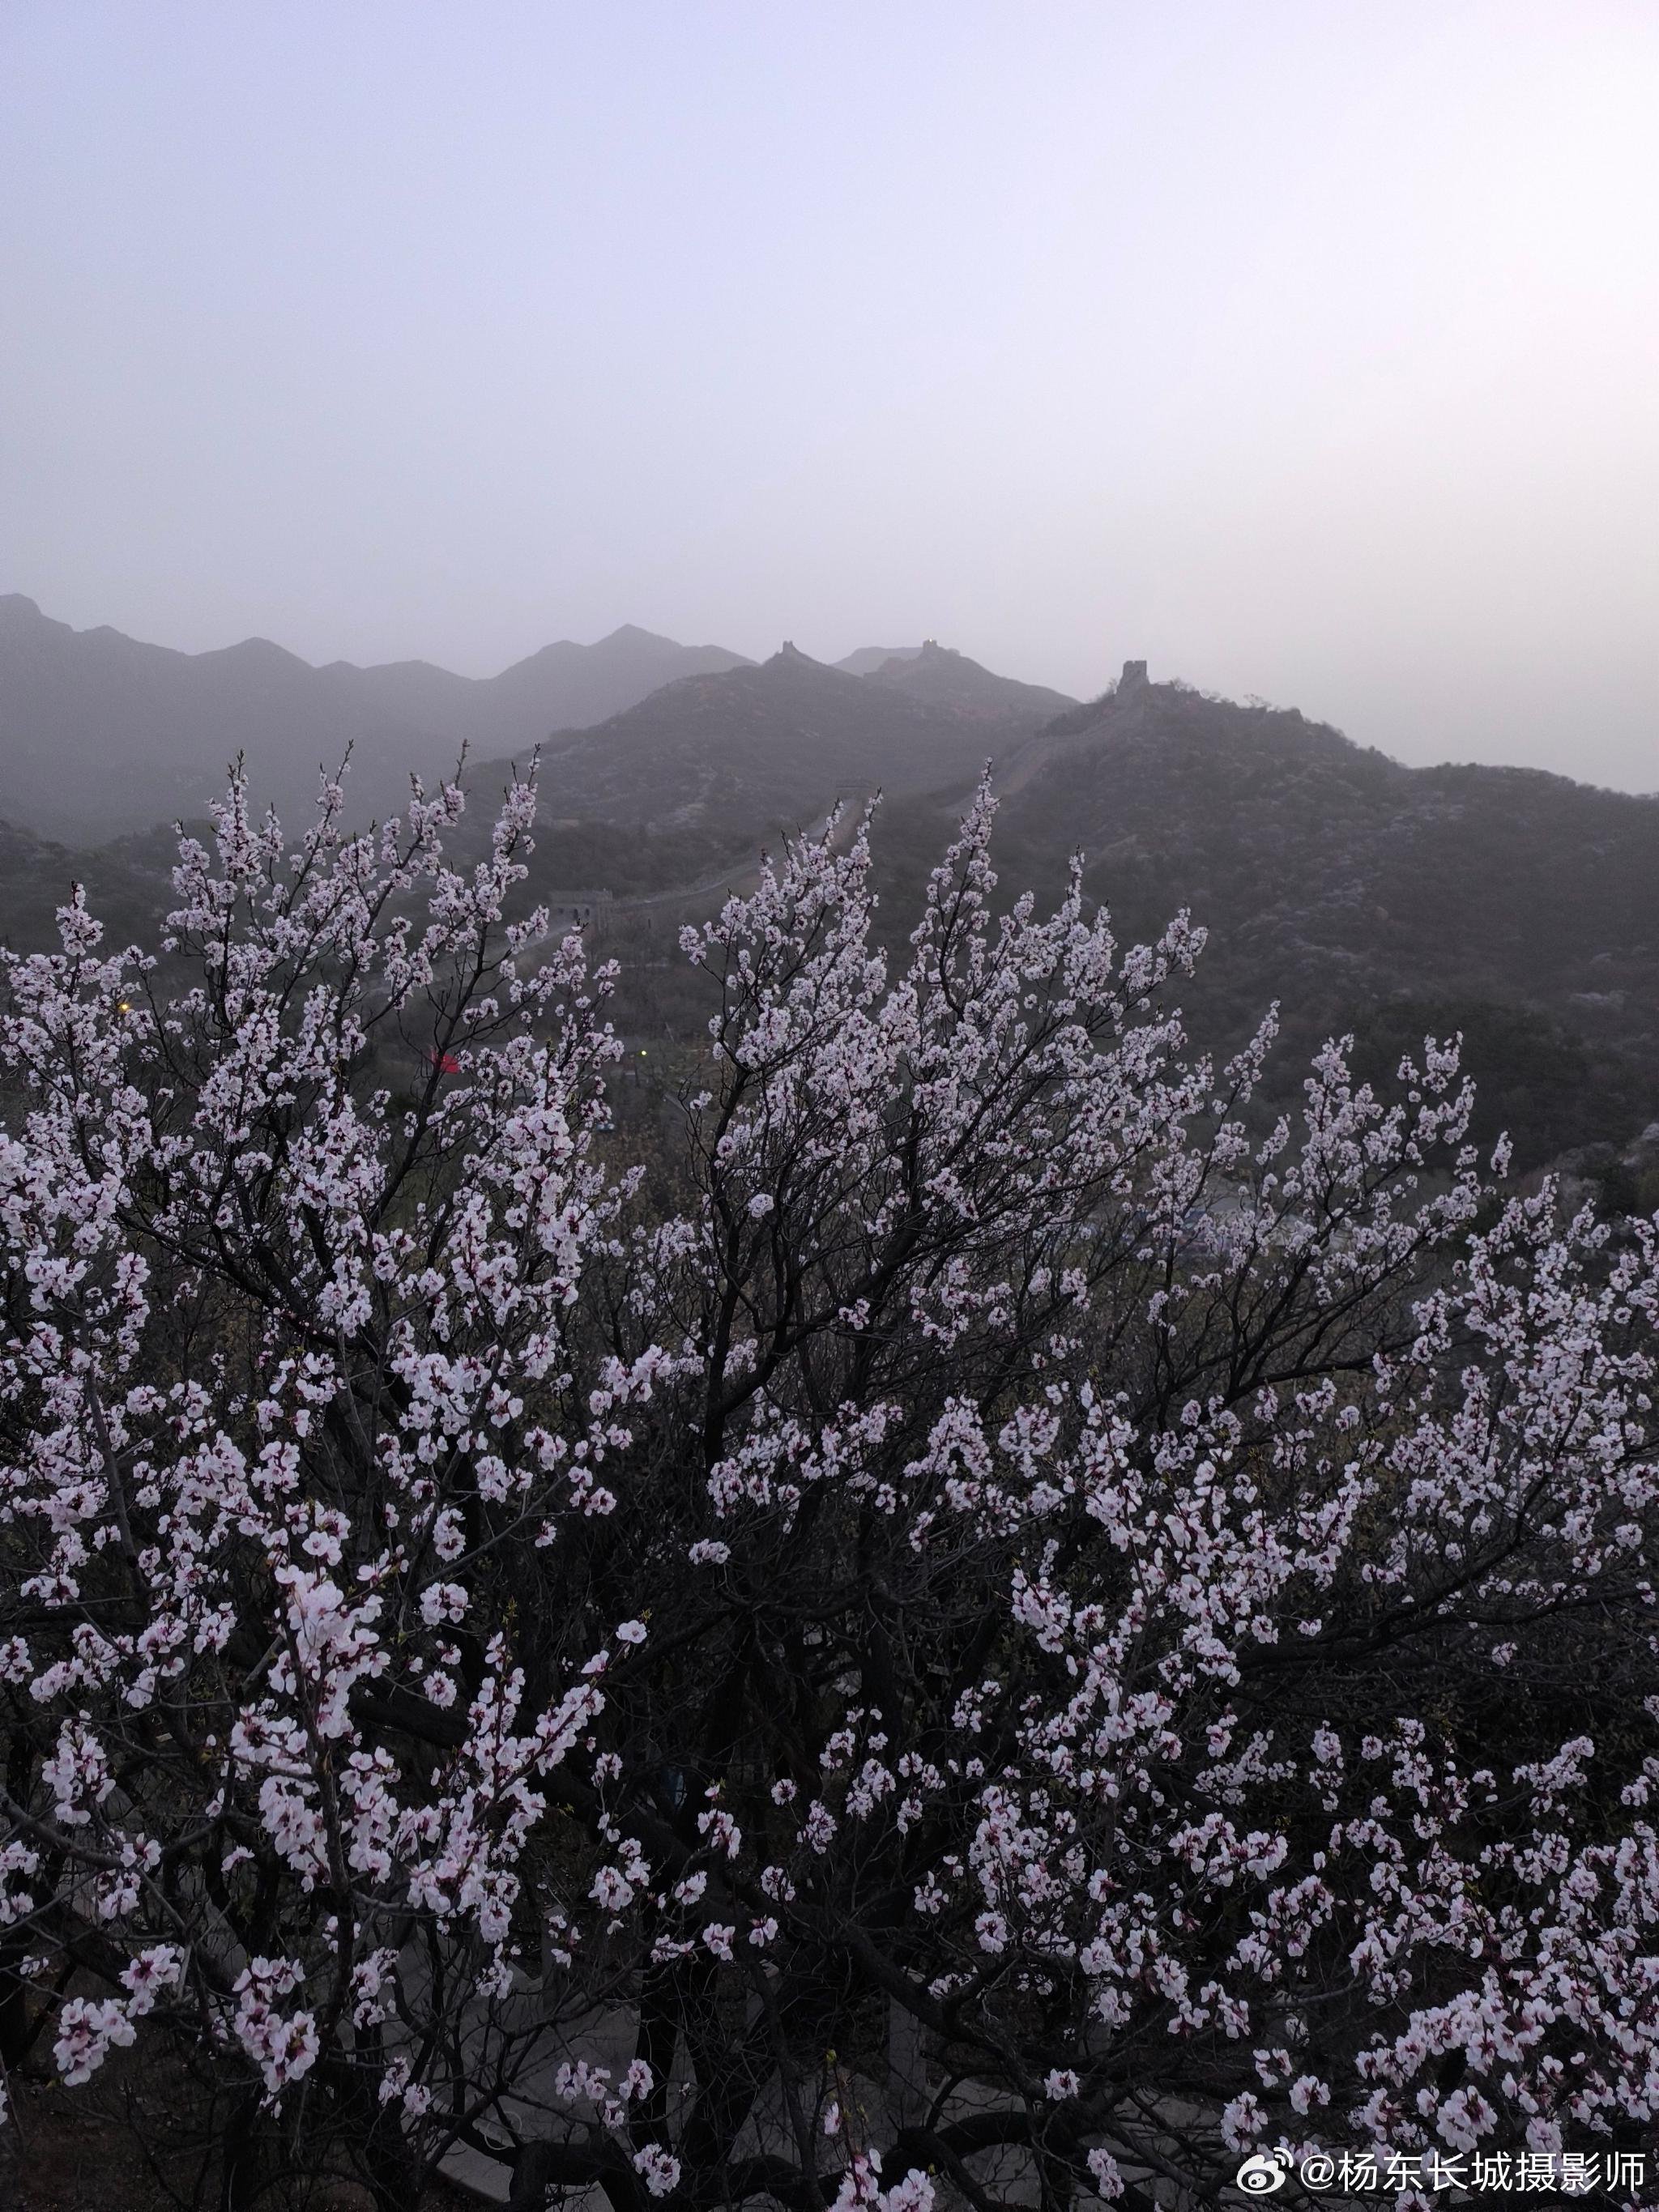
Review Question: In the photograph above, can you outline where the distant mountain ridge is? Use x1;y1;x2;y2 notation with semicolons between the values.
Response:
4;643;1659;1174
833;644;925;676
862;639;1076;722
0;596;752;842
514;638;1069;834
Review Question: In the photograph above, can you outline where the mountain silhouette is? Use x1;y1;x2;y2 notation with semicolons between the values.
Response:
0;596;750;842
862;639;1076;722
833;644;925;676
518;640;1052;833
6;603;1657;1176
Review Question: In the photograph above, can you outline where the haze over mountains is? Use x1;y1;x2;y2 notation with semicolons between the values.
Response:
493;654;1659;1174
0;597;1086;846
0;595;753;842
860;641;1077;723
2;592;1658;1178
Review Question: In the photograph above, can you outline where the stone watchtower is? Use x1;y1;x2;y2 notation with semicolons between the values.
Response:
1117;658;1149;695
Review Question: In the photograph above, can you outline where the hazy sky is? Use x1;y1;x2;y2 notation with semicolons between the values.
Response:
3;3;1657;787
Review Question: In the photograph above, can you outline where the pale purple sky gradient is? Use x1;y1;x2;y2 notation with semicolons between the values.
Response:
2;3;1656;784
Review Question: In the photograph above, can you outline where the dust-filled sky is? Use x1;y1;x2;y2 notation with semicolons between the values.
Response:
3;3;1657;787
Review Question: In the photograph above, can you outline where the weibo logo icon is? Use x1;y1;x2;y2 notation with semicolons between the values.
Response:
1235;2150;1293;2195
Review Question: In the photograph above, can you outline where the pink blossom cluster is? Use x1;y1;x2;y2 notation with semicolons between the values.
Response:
0;767;1656;2210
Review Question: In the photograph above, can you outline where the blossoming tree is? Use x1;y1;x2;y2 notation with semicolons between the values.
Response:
2;770;1657;2211
0;774;657;2206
